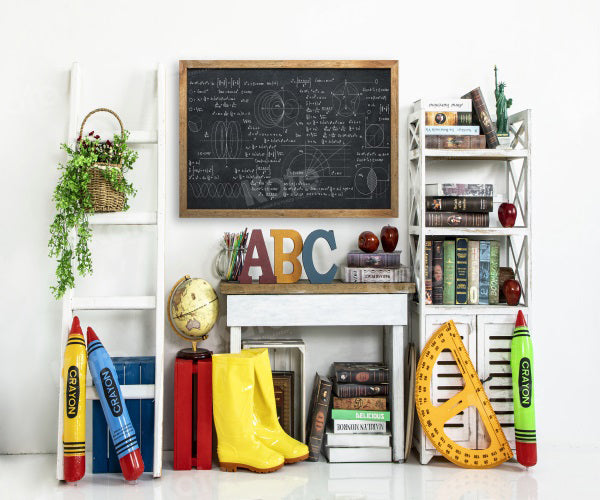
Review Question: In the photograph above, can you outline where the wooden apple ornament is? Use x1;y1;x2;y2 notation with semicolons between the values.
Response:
380;225;398;252
358;231;379;253
503;279;521;306
498;202;517;228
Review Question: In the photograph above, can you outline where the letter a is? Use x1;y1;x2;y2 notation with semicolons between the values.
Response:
270;229;303;283
238;229;276;284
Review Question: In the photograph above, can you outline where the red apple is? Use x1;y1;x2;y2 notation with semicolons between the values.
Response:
380;225;399;252
358;231;379;253
503;279;521;306
498;202;517;228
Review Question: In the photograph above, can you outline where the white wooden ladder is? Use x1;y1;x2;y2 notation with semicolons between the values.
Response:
55;62;166;479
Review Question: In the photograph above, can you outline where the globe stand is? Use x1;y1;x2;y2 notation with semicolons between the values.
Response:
176;347;211;360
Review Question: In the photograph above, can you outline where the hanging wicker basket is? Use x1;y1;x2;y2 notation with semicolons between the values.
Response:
79;108;126;213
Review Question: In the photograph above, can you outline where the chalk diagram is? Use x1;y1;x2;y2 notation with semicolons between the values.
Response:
354;166;389;198
285;146;330;180
188;120;201;133
190;182;242;199
211;120;241;159
365;123;385;148
254;90;301;128
332;81;360;117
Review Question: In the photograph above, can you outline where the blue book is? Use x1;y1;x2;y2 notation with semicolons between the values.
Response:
455;238;469;305
479;241;491;304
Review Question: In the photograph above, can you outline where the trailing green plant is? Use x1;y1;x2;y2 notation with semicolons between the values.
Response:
48;130;138;299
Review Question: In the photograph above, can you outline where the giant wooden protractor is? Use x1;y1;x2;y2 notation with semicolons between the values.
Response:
415;321;513;468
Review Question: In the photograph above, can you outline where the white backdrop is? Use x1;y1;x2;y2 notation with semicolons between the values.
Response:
1;0;598;454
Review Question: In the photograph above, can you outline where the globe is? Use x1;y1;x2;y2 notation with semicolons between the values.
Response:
168;275;219;347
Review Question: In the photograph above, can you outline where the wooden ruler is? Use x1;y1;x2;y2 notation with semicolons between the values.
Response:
415;321;513;468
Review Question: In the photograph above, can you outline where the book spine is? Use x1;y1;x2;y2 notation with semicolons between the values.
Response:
414;99;472;112
425;183;494;197
425;196;493;212
330;409;390;421
425;212;490;227
333;397;387;411
479;241;491;305
346;252;401;268
307;378;332;461
424;125;480;136
463;87;499;148
425;111;472;126
432;239;444;305
342;267;403;283
489;241;501;304
334;384;389;398
467;241;480;304
332;420;387;434
425;239;433;305
334;369;389;384
425;135;486;149
455;238;468;305
442;240;455;305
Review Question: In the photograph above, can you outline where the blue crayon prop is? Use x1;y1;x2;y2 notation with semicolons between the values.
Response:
87;327;144;481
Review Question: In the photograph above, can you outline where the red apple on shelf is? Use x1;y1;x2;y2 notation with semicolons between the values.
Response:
358;231;379;253
380;225;399;252
498;202;517;228
503;279;522;306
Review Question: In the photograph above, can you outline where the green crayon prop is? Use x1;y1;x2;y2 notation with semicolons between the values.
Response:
510;310;537;467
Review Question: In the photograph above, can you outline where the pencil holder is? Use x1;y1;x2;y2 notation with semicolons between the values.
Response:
215;242;247;281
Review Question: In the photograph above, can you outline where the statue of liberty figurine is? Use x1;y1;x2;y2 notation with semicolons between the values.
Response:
494;65;512;137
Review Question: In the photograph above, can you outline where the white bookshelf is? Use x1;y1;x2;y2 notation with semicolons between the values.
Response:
407;109;532;464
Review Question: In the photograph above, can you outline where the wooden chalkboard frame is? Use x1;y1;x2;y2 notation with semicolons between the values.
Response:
179;60;398;218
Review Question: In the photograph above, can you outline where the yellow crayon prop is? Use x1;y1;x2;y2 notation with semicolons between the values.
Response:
62;316;87;482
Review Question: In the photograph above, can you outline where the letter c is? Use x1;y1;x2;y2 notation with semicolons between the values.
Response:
302;229;338;284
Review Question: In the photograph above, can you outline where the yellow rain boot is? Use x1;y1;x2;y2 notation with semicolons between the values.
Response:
241;348;309;464
212;353;285;473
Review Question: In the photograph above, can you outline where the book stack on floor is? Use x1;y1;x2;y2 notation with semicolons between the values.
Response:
415;88;499;149
324;362;392;463
342;250;411;283
425;183;493;228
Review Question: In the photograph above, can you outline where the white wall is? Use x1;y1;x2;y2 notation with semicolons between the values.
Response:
1;0;599;454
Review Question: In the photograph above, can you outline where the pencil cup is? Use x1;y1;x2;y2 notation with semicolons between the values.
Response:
215;242;247;281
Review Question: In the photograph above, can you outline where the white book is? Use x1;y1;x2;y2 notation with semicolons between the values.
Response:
425;125;480;135
425;183;494;197
413;98;472;112
333;419;387;434
468;240;480;304
342;265;411;283
325;431;391;447
329;462;395;479
324;446;392;463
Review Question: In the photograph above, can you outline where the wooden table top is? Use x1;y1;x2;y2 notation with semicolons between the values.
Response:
219;279;416;295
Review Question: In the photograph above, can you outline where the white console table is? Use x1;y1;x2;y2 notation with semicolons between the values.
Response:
220;280;416;463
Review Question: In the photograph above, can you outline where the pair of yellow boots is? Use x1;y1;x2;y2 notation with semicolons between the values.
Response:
213;348;309;473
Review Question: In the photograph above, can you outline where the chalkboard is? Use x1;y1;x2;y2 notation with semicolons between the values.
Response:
179;61;397;217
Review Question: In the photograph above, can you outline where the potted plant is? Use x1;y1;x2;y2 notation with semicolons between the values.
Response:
48;108;138;299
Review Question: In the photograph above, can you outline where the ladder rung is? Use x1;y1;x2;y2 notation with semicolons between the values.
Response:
72;296;156;310
88;212;157;225
86;384;155;400
73;130;157;144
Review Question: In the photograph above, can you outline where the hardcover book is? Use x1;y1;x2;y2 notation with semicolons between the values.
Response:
331;420;387;434
432;239;444;305
442;240;456;305
333;397;387;411
306;373;333;461
330;409;390;422
425;111;472;126
325;431;391;448
333;382;389;398
425;135;486;149
425;239;433;304
346;250;402;269
467;241;480;304
425;183;494;197
324;446;392;462
342;266;411;283
424;125;480;136
479;241;491;304
455;237;469;305
425;196;493;213
413;98;472;112
489;241;501;304
462;87;499;148
425;212;490;227
272;371;294;438
333;362;389;384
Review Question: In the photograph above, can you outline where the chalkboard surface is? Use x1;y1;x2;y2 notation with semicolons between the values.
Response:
179;61;397;217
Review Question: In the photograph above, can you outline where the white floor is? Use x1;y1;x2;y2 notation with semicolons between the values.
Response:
0;446;597;500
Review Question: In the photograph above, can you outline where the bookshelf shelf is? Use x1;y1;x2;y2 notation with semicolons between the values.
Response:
407;108;532;465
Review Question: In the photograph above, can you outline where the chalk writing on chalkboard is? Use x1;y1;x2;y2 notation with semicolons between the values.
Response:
179;62;397;217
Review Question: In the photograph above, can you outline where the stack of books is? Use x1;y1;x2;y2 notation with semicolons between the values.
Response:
341;250;411;283
324;362;392;463
424;183;493;228
414;88;499;149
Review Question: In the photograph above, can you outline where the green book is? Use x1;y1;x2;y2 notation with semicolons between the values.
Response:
330;409;390;422
489;241;500;304
455;237;469;305
443;240;455;305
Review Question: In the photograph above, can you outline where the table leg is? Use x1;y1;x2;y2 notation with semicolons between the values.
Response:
229;326;242;353
385;324;405;463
